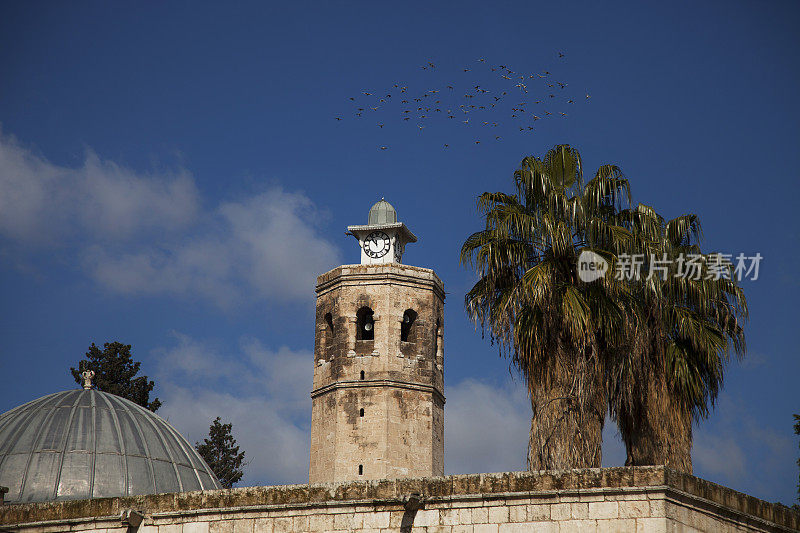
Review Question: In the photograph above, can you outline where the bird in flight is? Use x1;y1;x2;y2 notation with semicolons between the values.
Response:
335;117;342;121
347;57;582;149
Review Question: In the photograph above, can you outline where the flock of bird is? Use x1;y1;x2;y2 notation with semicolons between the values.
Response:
336;53;588;150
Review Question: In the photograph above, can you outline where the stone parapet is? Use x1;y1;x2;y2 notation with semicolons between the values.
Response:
2;467;798;532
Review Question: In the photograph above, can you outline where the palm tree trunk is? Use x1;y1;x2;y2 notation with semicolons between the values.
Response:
527;356;605;470
622;369;693;473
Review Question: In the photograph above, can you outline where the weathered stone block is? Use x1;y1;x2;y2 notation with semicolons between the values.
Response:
588;501;618;520
209;520;235;533
471;507;489;523
508;505;528;522
635;517;667;533
271;517;292;533
412;509;439;527
618;500;649;519
558;519;597;532
597;518;636;532
182;520;210;533
361;511;389;528
551;503;571;521
571;502;589;519
488;506;509;523
252;518;273;533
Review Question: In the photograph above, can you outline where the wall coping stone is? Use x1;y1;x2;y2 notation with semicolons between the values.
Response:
1;466;797;530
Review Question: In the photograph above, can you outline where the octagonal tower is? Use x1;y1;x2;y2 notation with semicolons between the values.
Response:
309;200;445;483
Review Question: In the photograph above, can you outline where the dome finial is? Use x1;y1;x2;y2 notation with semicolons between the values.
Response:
368;198;397;225
81;370;95;390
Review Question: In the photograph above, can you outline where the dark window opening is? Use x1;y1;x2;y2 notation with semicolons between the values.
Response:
324;312;334;332
360;370;365;380
434;318;441;355
356;307;375;341
358;464;363;475
401;309;417;342
359;408;364;417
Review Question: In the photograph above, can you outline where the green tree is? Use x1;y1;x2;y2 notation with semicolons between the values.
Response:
460;145;636;469
195;417;246;489
71;341;161;412
607;208;747;473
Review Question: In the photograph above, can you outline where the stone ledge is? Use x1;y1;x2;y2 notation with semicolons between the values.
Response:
1;467;797;530
316;264;445;299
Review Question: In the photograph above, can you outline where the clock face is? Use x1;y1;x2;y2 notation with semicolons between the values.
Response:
363;231;391;258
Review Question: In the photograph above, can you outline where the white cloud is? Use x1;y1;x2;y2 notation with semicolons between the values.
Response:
83;188;341;306
154;333;312;485
692;391;794;501
0;131;199;244
0;129;341;306
693;433;748;483
444;379;531;474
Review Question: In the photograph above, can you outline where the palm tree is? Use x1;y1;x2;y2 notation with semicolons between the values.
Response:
608;208;747;472
460;145;636;470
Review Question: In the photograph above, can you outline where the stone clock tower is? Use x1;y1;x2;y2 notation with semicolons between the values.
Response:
309;199;445;483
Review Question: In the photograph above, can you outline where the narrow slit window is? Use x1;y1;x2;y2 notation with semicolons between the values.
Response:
359;408;364;417
434;318;441;355
358;464;363;475
360;370;365;380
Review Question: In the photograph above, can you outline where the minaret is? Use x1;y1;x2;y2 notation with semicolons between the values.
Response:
309;199;445;483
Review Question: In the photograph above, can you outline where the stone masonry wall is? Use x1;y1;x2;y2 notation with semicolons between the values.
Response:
310;264;445;483
2;468;797;533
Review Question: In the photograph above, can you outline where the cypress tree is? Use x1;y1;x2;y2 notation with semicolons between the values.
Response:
71;341;161;412
196;417;246;488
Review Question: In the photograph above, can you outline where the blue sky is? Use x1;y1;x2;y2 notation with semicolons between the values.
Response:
1;0;798;504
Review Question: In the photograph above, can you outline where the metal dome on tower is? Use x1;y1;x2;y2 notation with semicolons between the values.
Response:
367;198;397;225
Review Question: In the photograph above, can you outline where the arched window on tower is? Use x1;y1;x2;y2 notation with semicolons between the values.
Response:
356;307;375;341
401;309;417;343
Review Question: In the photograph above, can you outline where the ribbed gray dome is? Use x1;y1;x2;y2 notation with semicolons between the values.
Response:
0;389;221;503
368;198;397;225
